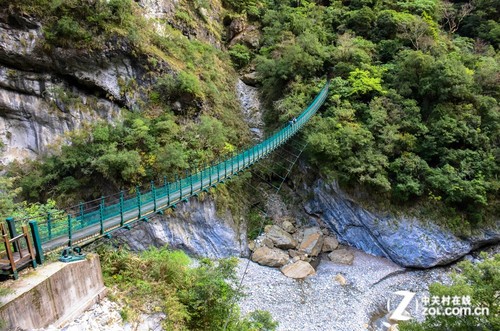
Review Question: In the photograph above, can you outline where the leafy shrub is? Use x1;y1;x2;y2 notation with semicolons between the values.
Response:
99;246;278;330
229;44;252;68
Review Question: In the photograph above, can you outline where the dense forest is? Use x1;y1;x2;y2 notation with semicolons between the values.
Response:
1;0;498;232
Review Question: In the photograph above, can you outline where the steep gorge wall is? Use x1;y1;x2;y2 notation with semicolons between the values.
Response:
0;13;141;164
301;179;500;268
0;0;228;165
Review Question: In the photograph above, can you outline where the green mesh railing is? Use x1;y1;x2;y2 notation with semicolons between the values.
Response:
11;81;329;252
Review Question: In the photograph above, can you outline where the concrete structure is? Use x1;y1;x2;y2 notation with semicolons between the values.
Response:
0;254;106;329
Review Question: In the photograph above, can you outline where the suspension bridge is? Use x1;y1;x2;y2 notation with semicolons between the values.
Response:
5;81;329;266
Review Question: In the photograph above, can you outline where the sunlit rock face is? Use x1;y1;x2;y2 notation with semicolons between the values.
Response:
114;197;247;258
0;12;154;164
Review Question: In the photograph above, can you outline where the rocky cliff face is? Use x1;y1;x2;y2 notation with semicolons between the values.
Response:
302;179;500;268
113;196;246;258
0;12;151;164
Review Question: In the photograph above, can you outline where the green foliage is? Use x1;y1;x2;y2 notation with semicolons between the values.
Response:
255;0;499;227
246;209;270;240
0;177;21;217
99;246;278;331
400;253;500;331
229;44;252;68
11;108;245;205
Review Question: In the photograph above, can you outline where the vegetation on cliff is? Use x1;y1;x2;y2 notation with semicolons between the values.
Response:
3;0;497;231
229;0;499;231
3;0;251;205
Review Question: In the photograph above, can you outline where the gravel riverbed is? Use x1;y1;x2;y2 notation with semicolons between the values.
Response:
236;247;450;331
45;247;451;331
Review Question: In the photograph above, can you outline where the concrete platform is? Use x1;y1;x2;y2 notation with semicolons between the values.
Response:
0;254;106;330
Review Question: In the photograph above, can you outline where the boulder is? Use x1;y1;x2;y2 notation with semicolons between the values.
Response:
281;220;296;234
262;237;274;248
248;240;256;251
281;260;316;279
299;227;324;256
328;249;354;265
266;225;297;249
241;71;258;86
252;246;289;267
322;236;339;253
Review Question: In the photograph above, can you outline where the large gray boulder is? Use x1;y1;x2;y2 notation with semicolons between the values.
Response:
281;260;316;279
298;227;324;257
252;246;289;267
266;225;297;249
114;198;244;258
303;180;500;268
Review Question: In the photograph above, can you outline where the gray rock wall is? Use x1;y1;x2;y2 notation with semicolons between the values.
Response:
0;13;153;164
114;197;247;258
303;179;500;268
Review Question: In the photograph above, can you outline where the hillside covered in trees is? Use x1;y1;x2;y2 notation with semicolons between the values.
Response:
0;0;498;233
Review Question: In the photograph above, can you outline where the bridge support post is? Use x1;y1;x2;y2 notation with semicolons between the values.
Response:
166;180;170;206
136;186;142;219
79;202;84;228
151;181;157;211
99;197;105;235
67;214;72;247
190;171;193;195
6;217;18;252
224;160;227;178
217;159;220;182
28;220;44;265
179;175;184;200
47;212;52;240
208;163;212;186
119;191;124;227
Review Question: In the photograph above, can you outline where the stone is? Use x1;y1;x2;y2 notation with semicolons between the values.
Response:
299;255;311;263
299;227;324;256
241;71;259;86
335;274;347;286
262;237;274;248
266;225;297;249
281;260;316;279
251;246;289;267
322;228;330;235
281;220;296;233
322;236;339;253
264;224;273;233
248;240;256;251
292;256;300;263
293;229;304;244
328;249;355;265
303;179;500;268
